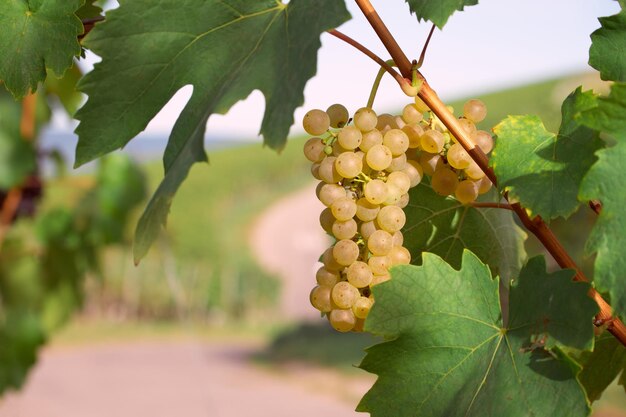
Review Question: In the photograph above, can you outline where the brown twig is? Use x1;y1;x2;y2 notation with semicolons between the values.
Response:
417;24;436;68
20;93;37;141
354;0;626;346
80;16;105;41
470;202;514;211
589;200;603;215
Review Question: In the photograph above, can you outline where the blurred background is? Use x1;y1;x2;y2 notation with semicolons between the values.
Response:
0;0;624;416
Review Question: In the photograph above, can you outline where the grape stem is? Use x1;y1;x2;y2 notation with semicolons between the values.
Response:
469;202;514;211
367;59;396;108
416;24;436;69
354;0;626;346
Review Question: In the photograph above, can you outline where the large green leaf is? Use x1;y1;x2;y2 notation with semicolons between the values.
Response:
358;252;597;417
578;83;626;323
405;0;478;29
578;333;626;402
404;183;526;282
589;10;626;82
0;0;84;98
72;0;350;261
491;88;603;220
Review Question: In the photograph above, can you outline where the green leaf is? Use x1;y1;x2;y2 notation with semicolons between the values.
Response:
589;10;626;82
0;0;84;98
358;253;597;417
578;83;626;323
405;0;478;29
404;182;526;282
578;333;626;402
72;0;350;262
44;63;84;115
491;88;603;220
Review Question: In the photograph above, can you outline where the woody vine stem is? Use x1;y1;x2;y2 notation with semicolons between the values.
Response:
347;0;626;346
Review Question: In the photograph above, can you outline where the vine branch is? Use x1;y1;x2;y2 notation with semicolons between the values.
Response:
354;0;626;346
469;202;514;211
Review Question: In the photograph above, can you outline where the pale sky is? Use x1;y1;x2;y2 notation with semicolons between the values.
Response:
54;0;620;141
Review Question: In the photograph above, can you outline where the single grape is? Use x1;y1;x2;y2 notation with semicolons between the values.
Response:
354;107;378;132
455;179;479;204
402;104;423;124
477;176;493;195
310;285;332;312
387;171;411;194
368;255;390;275
366;144;393;171
335;151;363;179
330;197;357;222
332;141;350;157
356;198;380;222
310;163;321;180
360;221;378;240
420;129;445;154
388;246;411;266
377;205;406;233
352;296;373;319
431;167;459;196
303;138;326;162
414;96;430;113
387;153;408;172
391;230;404;247
402;124;424;149
447;143;471;170
333;239;360;266
383;129;410;156
465;160;486;180
418;152;443;176
338;125;363;150
319;156;342;183
359;129;383;152
332;218;358;240
403;160;424;187
473;130;494;154
346;261;373;288
376;113;398;133
368;230;393;256
363;179;388;205
383;183;402;206
316;267;340;287
303;109;330;136
329;308;356;332
327;103;350;128
458;118;477;136
331;281;360;309
318;183;346;207
319;208;335;234
463;99;487;123
395;193;409;209
321;247;343;272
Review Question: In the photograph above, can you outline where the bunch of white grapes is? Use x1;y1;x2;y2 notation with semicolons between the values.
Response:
303;97;494;332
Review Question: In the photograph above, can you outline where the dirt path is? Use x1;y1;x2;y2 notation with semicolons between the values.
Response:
0;342;367;417
249;182;329;320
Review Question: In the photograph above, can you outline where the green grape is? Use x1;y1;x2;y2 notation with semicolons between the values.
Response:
318;183;346;207
310;285;332;312
465;160;486;180
455;179;479;204
383;129;410;156
402;103;423;124
420;129;445;154
377;205;406;233
352;296;373;319
402;124;424;149
332;141;351;157
335;151;363;179
331;281;360;309
387;153;408;172
321;247;343;272
463;99;487;123
394;115;406;129
332;218;358;240
368;255;390;275
316;267;340;287
333;239;360;266
359;129;383;152
327;103;350;128
418;152;442;176
458;117;477;136
354;107;378;132
363;179;388;205
371;273;391;287
310;162;321;180
330;197;357;222
387;171;411;194
319;156;342;183
388;246;411;266
431;167;459;196
473;130;494;154
329;308;356;332
337;125;363;150
392;230;404;247
447;143;471;169
366;144;393;171
376;113;398;133
303;137;326;162
346;261;373;288
319;208;335;234
383;183;402;206
360;220;378;240
367;230;393;256
355;197;380;222
395;193;409;209
403;160;424;187
303;109;330;136
477;176;493;195
414;96;430;113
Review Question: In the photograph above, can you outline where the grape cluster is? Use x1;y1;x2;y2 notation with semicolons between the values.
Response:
303;97;494;332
